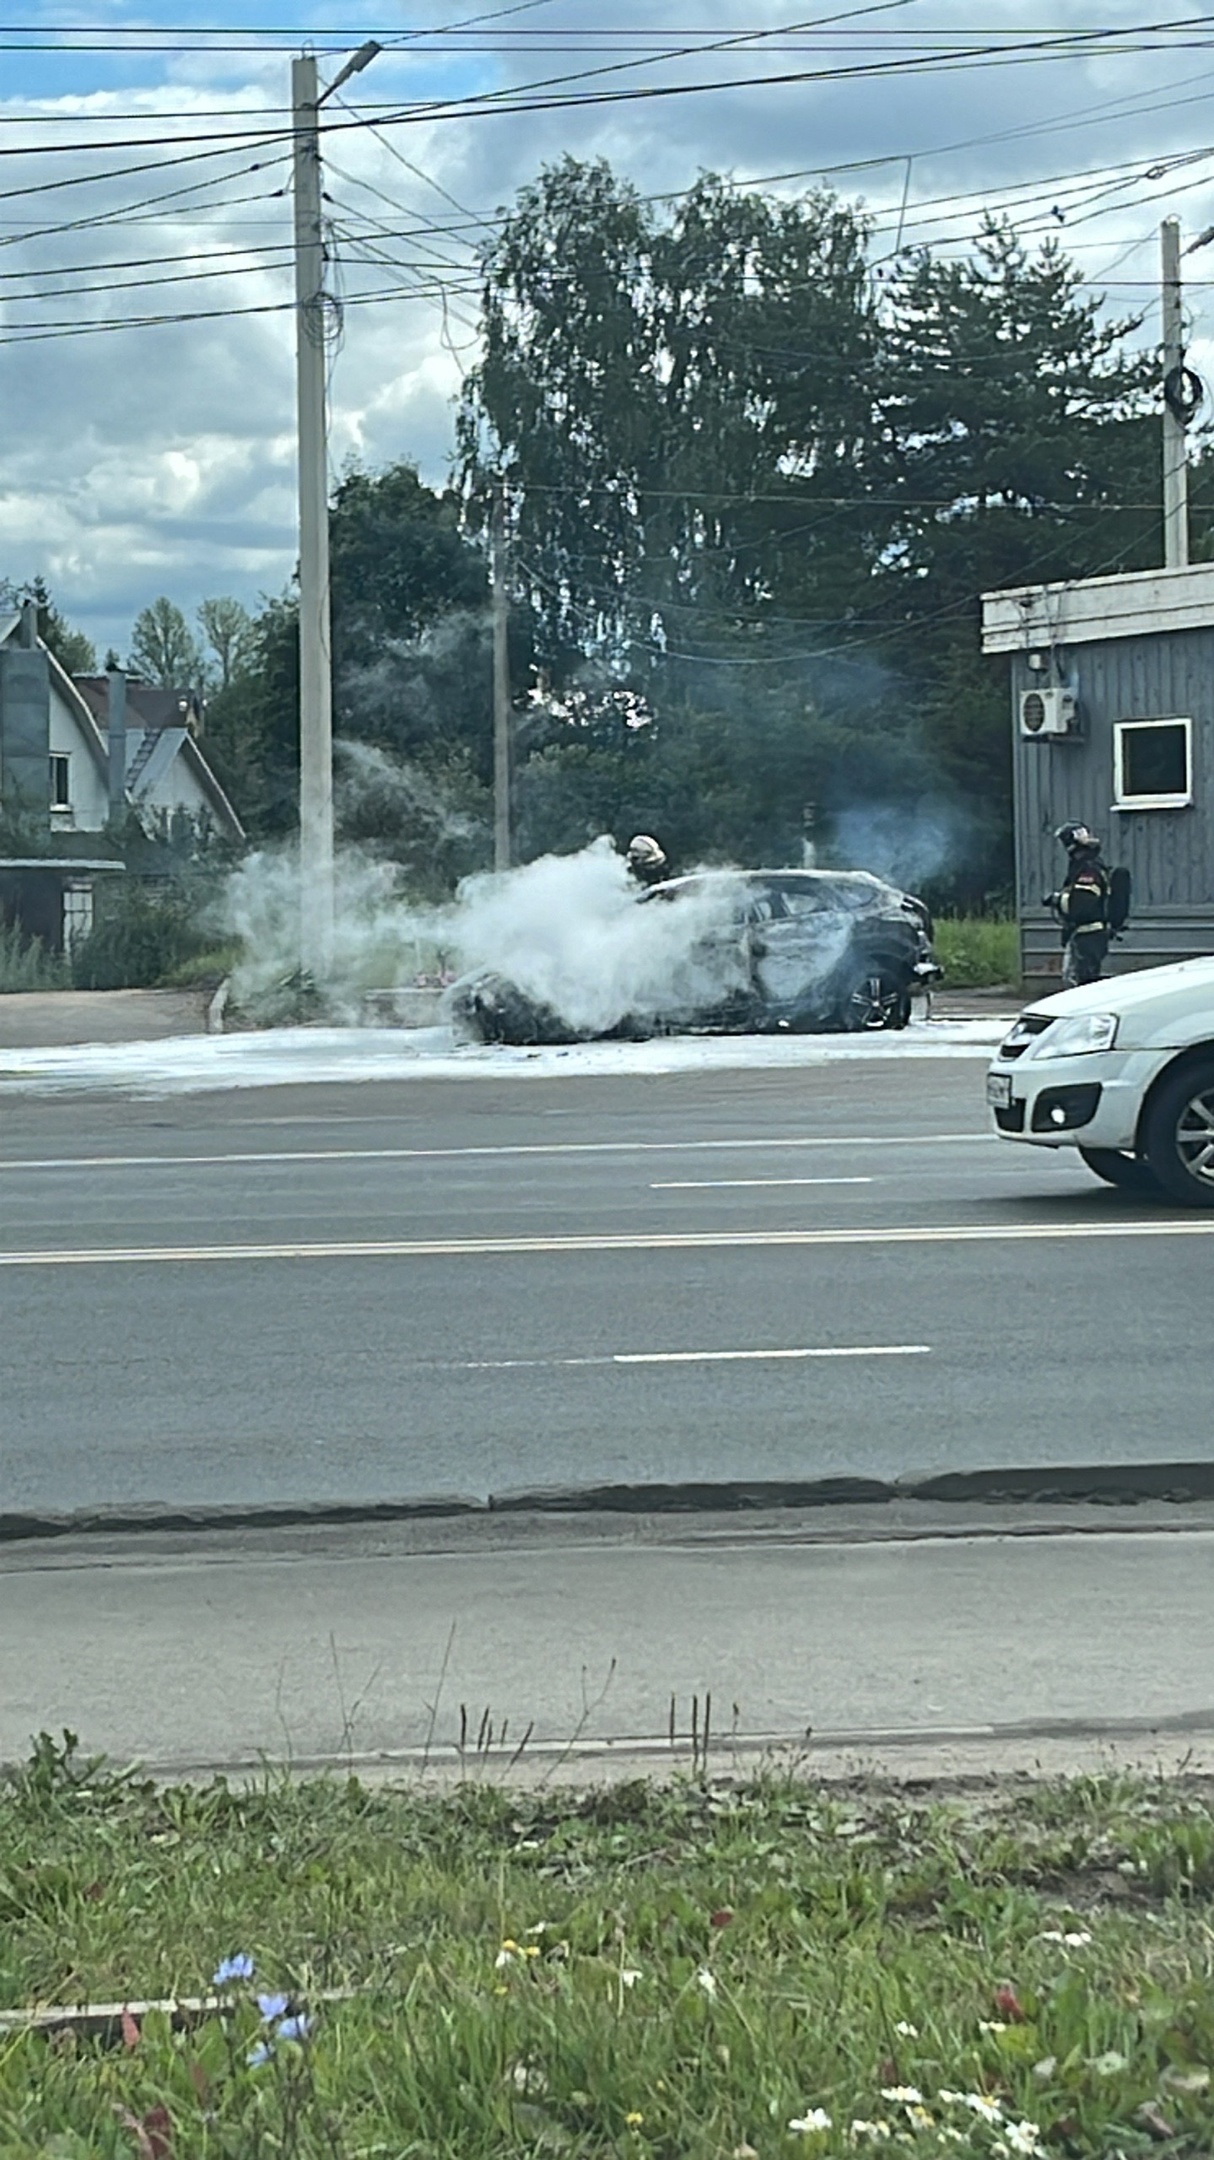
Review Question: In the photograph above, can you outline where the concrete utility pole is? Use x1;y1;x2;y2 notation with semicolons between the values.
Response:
491;482;512;872
292;52;333;976
1161;217;1190;571
291;39;381;977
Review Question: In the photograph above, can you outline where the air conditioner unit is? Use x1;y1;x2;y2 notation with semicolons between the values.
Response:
1019;686;1078;739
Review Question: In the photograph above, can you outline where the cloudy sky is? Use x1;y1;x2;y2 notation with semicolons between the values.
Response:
3;0;1214;659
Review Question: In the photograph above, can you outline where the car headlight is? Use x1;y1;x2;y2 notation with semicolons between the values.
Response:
1034;1012;1119;1057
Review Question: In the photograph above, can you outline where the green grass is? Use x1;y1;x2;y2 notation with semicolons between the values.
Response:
2;1742;1214;2156
934;917;1020;990
156;942;244;991
0;921;69;993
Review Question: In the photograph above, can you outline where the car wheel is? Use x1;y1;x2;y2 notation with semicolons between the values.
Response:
1076;1146;1162;1195
1141;1058;1214;1208
837;966;911;1031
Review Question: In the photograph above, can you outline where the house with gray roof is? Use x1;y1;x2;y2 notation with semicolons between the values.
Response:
0;600;244;955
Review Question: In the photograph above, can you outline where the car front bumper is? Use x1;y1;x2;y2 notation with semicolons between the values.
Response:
986;1047;1168;1151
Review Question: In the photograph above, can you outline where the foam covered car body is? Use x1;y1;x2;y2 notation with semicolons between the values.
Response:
449;869;942;1045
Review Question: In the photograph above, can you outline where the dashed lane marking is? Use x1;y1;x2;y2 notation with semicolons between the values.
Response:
453;1344;931;1370
650;1176;874;1189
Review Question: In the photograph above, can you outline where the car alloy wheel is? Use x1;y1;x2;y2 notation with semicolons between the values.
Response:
1174;1082;1214;1189
1142;1058;1214;1208
841;969;910;1031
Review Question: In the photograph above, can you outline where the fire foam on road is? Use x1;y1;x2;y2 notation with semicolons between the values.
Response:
0;1019;1008;1097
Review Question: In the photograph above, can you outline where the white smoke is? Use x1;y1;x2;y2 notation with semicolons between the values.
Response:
447;838;747;1035
224;847;437;1020
222;835;747;1032
830;801;969;894
335;739;483;845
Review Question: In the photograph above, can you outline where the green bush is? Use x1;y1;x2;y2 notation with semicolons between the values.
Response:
70;879;218;991
935;915;1019;988
0;919;68;992
157;941;244;990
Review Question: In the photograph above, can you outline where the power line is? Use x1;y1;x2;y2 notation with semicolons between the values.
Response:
0;22;1201;234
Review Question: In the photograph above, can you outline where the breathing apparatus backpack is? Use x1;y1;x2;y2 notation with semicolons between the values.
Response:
1108;865;1132;935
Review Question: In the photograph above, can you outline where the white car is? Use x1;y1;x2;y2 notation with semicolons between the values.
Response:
986;956;1214;1205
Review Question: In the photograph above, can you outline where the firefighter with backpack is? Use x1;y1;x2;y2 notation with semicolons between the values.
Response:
1045;822;1132;987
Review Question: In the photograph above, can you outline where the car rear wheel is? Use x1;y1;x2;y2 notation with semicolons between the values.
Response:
1077;1146;1162;1195
1141;1058;1214;1208
837;966;911;1031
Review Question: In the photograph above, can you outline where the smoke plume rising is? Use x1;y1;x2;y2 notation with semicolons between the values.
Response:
223;835;745;1032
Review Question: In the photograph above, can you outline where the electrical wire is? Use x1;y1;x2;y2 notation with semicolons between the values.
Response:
0;161;291;253
341;12;1214;136
0;12;1209;341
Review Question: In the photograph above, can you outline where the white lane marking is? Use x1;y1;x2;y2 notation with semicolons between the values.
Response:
0;1220;1210;1267
619;1344;926;1364
0;1134;993;1174
651;1176;874;1190
456;1344;931;1370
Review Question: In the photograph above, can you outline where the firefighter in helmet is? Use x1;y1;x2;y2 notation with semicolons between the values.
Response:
1045;822;1118;987
625;834;669;888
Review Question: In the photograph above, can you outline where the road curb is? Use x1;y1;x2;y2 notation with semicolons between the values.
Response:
0;1495;487;1543
4;1462;1214;1545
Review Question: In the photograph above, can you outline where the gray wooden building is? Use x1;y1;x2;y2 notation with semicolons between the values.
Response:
981;562;1214;995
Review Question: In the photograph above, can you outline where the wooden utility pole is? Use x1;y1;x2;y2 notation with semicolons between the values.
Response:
1161;217;1190;570
491;483;512;871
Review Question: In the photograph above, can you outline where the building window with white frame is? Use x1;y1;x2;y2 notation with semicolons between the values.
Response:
1112;717;1193;811
48;752;71;812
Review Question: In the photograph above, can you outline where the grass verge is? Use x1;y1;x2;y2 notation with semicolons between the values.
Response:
0;922;68;993
934;919;1020;991
2;1740;1213;2156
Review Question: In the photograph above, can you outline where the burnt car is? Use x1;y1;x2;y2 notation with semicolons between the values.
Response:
450;868;943;1045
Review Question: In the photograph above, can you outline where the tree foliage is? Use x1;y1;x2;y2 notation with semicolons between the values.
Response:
192;170;1180;903
0;577;96;672
130;595;203;686
459;160;882;674
204;463;493;853
457;163;1172;897
198;596;256;690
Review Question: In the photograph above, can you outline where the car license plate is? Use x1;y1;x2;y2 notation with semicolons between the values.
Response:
986;1072;1012;1109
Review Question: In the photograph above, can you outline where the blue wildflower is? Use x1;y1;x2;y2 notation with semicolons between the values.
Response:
246;2040;274;2069
257;1992;290;2023
277;2013;313;2043
213;1953;255;1986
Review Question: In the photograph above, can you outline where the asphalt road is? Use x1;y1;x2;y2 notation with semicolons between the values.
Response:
0;1057;1208;1517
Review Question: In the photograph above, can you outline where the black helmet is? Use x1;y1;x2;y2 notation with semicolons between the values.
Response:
1055;821;1100;853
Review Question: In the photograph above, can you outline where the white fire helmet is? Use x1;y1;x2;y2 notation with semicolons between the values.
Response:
626;834;667;871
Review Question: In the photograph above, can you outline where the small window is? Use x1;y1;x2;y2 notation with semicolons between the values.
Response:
1113;717;1192;810
49;753;71;810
